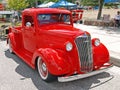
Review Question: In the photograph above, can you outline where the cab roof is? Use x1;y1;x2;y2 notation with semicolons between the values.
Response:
22;8;71;15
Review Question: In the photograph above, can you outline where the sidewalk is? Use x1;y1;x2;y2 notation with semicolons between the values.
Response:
74;24;120;66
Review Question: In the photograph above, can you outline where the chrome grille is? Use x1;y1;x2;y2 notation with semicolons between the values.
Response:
75;35;93;72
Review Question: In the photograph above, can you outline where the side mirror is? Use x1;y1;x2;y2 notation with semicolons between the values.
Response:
26;22;31;27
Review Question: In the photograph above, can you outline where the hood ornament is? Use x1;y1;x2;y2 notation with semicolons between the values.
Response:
83;32;88;37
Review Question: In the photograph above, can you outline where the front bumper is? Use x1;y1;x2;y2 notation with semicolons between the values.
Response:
58;64;113;82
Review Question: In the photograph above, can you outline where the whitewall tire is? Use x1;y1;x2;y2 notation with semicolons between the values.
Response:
37;57;56;82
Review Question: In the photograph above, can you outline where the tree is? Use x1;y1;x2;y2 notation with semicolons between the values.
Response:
27;0;41;7
8;0;29;10
81;0;104;20
46;0;58;2
97;0;104;20
46;0;73;3
81;0;98;6
67;0;72;2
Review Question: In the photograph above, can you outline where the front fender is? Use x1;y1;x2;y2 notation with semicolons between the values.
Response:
93;43;110;67
32;48;71;75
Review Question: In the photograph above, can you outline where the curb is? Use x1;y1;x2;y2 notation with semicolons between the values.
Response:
110;56;120;67
109;50;120;67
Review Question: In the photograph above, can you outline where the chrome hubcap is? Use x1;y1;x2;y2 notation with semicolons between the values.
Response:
42;63;47;72
38;57;48;80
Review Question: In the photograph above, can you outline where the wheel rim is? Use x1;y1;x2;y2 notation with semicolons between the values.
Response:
37;57;48;80
8;39;13;53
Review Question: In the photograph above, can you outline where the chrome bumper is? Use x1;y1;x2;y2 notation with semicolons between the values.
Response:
58;64;113;82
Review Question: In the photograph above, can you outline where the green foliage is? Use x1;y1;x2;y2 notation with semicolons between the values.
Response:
46;0;58;2
8;0;29;10
7;0;76;9
81;0;99;6
104;3;120;9
67;0;73;3
26;0;40;7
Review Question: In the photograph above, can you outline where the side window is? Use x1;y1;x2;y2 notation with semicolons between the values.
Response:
63;14;70;24
38;14;51;24
60;14;70;24
24;15;34;27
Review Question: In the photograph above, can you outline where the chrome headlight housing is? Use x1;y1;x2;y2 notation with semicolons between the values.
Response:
94;39;100;46
66;42;73;51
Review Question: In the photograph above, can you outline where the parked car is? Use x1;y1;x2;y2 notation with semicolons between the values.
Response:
8;8;112;82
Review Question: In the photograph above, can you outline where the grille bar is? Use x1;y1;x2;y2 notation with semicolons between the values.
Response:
75;35;93;72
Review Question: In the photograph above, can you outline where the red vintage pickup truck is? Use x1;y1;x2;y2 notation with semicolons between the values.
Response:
8;8;112;82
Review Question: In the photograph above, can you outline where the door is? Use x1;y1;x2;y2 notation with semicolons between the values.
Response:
22;15;36;53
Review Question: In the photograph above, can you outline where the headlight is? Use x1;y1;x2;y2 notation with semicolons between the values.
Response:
66;42;73;51
94;39;100;46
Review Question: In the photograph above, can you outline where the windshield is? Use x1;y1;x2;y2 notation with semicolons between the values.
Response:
37;13;71;25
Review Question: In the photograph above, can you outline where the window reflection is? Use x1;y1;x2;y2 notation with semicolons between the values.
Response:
37;13;71;25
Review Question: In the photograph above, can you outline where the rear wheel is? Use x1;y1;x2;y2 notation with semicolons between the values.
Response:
37;57;56;82
8;39;14;54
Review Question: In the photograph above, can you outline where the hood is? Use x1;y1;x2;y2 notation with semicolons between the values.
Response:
39;24;87;38
38;24;90;50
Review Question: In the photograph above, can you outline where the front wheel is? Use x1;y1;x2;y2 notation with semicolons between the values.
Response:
37;57;56;82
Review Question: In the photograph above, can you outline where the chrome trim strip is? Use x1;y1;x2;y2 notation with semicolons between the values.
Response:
58;65;113;82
